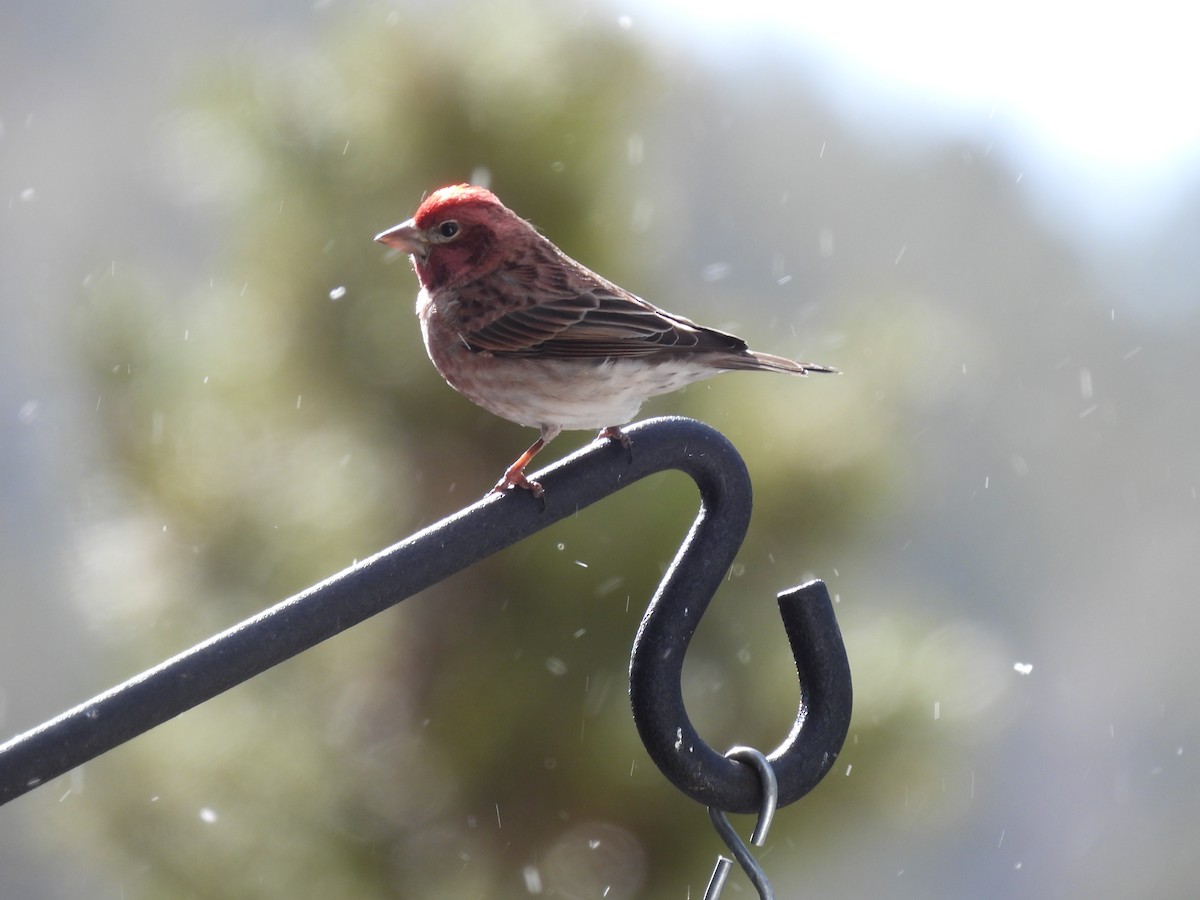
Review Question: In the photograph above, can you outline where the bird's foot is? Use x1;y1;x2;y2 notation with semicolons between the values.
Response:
598;426;633;462
491;436;548;499
491;467;545;498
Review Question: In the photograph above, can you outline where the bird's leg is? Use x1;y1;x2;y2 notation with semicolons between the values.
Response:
598;425;633;462
492;437;547;497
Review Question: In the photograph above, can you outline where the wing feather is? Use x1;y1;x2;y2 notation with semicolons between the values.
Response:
459;269;749;360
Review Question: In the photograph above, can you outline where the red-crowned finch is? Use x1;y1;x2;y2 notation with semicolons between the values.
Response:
376;184;836;497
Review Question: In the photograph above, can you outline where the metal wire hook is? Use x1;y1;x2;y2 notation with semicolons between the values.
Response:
703;747;779;900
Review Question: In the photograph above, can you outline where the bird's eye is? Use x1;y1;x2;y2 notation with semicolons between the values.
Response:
438;221;460;239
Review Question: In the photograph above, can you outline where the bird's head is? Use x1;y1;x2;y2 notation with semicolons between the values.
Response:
375;184;517;292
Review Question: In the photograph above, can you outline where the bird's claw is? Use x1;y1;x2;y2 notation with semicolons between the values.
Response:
598;426;634;462
491;469;545;499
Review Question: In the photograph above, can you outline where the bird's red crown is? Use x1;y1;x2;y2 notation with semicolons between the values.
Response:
413;184;501;228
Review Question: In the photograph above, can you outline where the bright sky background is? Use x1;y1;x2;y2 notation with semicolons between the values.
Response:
643;0;1200;235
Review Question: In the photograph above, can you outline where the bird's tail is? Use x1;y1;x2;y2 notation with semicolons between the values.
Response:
722;350;839;376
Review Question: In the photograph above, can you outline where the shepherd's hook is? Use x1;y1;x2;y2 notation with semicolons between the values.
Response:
0;417;851;812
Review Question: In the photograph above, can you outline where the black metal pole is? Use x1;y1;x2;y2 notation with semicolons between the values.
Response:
0;417;851;813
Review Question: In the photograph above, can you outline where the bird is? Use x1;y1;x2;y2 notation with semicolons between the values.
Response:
375;184;836;497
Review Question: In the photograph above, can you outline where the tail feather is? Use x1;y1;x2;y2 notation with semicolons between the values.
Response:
721;349;839;376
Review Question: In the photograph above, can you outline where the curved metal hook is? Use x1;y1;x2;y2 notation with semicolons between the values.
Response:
630;543;852;810
704;747;779;900
0;416;850;811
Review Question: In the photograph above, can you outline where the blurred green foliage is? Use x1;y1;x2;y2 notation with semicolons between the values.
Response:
53;3;1005;898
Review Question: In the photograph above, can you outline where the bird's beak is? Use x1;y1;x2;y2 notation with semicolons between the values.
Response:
374;218;429;259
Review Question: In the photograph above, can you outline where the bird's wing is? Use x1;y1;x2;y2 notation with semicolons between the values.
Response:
459;273;748;360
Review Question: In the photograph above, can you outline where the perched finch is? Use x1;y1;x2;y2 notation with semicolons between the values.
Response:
376;184;836;497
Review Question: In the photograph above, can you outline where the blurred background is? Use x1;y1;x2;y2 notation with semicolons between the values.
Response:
2;0;1198;897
